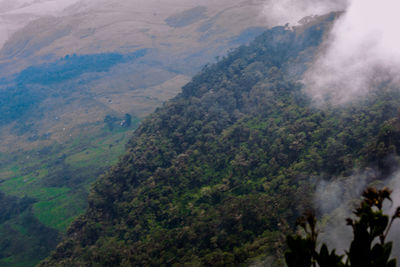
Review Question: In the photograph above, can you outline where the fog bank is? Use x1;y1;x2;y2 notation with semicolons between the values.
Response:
316;169;400;257
262;0;347;26
303;0;400;104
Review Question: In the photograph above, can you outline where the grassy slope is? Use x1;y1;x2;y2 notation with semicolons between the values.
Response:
0;120;138;266
0;124;136;230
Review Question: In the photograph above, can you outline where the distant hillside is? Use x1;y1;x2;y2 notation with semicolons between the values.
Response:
0;1;272;266
0;0;270;153
40;12;400;266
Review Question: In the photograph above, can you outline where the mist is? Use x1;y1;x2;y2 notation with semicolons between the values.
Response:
262;0;347;26
315;170;372;254
384;172;400;258
276;0;400;258
0;0;81;48
303;0;400;104
315;168;400;258
0;0;81;14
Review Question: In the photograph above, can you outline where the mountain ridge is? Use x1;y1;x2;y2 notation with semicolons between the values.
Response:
39;12;400;266
0;1;275;266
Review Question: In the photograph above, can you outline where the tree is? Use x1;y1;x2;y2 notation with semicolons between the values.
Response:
124;113;132;127
285;187;400;267
104;115;117;131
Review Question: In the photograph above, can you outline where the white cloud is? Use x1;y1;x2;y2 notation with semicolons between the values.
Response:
303;0;400;104
262;0;347;26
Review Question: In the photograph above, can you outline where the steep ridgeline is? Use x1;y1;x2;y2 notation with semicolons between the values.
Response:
40;13;400;266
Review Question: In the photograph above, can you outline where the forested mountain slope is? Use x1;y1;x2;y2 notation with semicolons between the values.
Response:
0;1;272;265
41;13;400;266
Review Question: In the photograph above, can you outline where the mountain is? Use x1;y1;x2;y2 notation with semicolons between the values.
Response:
0;0;269;151
0;1;272;265
39;13;400;266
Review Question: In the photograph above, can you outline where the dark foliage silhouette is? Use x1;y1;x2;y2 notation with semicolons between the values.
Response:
286;187;400;267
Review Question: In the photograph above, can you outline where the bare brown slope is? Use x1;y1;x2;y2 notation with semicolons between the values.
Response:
0;0;269;153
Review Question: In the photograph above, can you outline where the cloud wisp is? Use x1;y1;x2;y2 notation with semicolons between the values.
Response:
315;168;400;258
303;0;400;104
314;170;372;254
262;0;347;27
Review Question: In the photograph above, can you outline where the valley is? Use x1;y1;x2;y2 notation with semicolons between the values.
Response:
0;0;272;265
2;1;396;266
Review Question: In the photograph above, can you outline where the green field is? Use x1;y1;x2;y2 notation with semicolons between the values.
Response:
0;122;138;266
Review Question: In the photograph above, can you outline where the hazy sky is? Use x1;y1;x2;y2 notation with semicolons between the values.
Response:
0;0;81;47
0;0;80;14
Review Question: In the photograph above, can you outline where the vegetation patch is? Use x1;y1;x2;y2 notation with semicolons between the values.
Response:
0;119;139;266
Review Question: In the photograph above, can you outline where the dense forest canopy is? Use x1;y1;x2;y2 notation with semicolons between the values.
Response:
40;13;400;266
